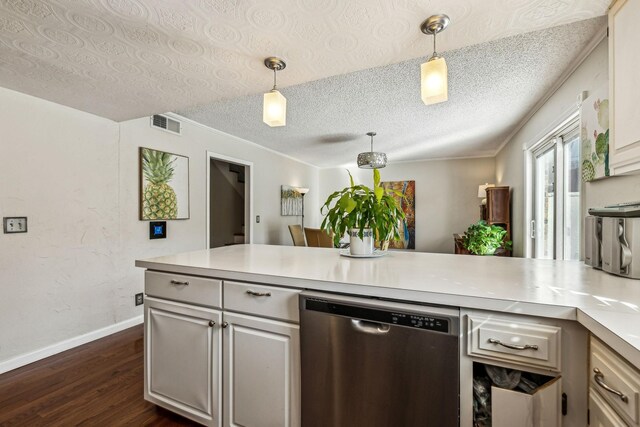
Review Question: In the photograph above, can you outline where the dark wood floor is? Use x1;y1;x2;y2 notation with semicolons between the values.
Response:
0;324;199;426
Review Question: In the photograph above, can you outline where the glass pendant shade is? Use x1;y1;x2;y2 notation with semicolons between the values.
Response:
357;152;387;169
421;56;448;105
263;89;287;127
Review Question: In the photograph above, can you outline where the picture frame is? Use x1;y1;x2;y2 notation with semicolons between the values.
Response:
139;147;190;220
281;185;303;216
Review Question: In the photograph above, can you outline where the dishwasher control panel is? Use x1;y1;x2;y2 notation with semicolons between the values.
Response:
391;312;449;333
304;298;450;333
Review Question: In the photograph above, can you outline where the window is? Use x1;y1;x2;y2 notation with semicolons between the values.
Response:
528;118;580;260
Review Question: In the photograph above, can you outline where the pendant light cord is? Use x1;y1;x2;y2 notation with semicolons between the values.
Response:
272;68;277;90
370;134;374;153
432;32;438;59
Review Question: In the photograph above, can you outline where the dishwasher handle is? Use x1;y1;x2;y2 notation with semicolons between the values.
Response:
351;319;391;335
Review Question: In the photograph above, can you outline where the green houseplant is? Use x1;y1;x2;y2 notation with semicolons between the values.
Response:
321;169;405;253
462;220;512;255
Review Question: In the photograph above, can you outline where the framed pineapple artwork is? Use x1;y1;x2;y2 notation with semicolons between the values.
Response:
139;147;190;220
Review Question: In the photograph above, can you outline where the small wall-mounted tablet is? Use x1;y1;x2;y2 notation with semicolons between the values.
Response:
149;221;167;239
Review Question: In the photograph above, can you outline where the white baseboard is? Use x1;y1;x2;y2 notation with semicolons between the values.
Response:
0;315;144;375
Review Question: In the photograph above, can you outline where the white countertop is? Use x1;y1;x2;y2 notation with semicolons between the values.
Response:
136;244;640;367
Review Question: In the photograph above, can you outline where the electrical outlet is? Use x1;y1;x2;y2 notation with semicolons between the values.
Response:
3;217;27;233
256;215;260;223
135;293;144;306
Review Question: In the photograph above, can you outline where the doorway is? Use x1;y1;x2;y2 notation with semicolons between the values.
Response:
206;152;253;248
528;118;580;260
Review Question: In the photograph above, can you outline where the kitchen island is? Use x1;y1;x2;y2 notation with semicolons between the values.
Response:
136;244;640;426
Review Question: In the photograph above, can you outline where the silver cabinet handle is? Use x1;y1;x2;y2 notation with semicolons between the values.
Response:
246;290;271;297
594;368;629;403
488;338;539;351
208;320;215;327
170;280;189;286
222;322;229;328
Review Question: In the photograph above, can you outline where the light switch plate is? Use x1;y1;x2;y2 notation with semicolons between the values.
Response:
3;217;27;233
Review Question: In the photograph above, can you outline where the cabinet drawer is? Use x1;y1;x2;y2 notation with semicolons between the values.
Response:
591;337;640;426
467;315;561;371
590;387;628;427
223;281;301;323
145;271;222;308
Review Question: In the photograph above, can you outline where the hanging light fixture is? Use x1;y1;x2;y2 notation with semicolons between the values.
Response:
420;14;450;105
263;57;287;127
357;132;387;169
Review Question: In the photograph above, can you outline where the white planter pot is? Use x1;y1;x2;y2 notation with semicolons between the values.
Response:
349;228;374;255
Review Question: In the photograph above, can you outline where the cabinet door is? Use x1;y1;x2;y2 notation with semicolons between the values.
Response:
145;296;222;427
589;390;627;427
223;312;300;427
610;0;640;174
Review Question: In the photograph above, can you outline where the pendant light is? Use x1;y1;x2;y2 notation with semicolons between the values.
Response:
263;57;287;127
357;132;387;169
420;14;450;105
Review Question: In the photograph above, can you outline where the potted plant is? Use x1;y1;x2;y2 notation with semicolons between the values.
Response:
321;169;405;255
462;220;512;255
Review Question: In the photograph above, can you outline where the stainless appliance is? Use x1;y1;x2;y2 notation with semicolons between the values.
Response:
586;202;640;279
584;215;602;269
300;292;460;427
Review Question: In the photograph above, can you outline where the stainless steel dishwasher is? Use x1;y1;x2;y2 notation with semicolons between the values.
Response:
300;291;460;427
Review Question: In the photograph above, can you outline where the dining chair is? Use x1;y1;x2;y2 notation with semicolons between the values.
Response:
288;224;306;246
304;227;334;248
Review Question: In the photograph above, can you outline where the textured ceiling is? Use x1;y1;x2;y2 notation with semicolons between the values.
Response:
0;0;608;121
181;18;606;167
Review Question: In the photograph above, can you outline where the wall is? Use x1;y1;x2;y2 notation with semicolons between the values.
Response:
319;157;496;253
209;159;245;248
0;87;121;366
0;87;319;368
495;39;601;256
496;38;640;257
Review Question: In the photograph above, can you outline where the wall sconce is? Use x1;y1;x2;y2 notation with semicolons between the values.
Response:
420;14;450;105
263;57;287;127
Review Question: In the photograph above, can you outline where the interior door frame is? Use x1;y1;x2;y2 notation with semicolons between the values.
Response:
531;140;559;259
206;151;254;248
524;111;579;259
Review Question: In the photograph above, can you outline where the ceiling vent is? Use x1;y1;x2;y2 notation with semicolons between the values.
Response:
151;114;181;135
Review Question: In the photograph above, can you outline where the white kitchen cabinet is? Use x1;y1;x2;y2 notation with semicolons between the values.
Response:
222;312;300;427
590;336;640;426
462;309;588;427
144;273;301;427
609;0;640;175
144;296;222;427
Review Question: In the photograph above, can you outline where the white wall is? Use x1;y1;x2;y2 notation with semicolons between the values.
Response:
319;157;496;253
0;87;121;365
495;38;640;257
0;87;319;367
